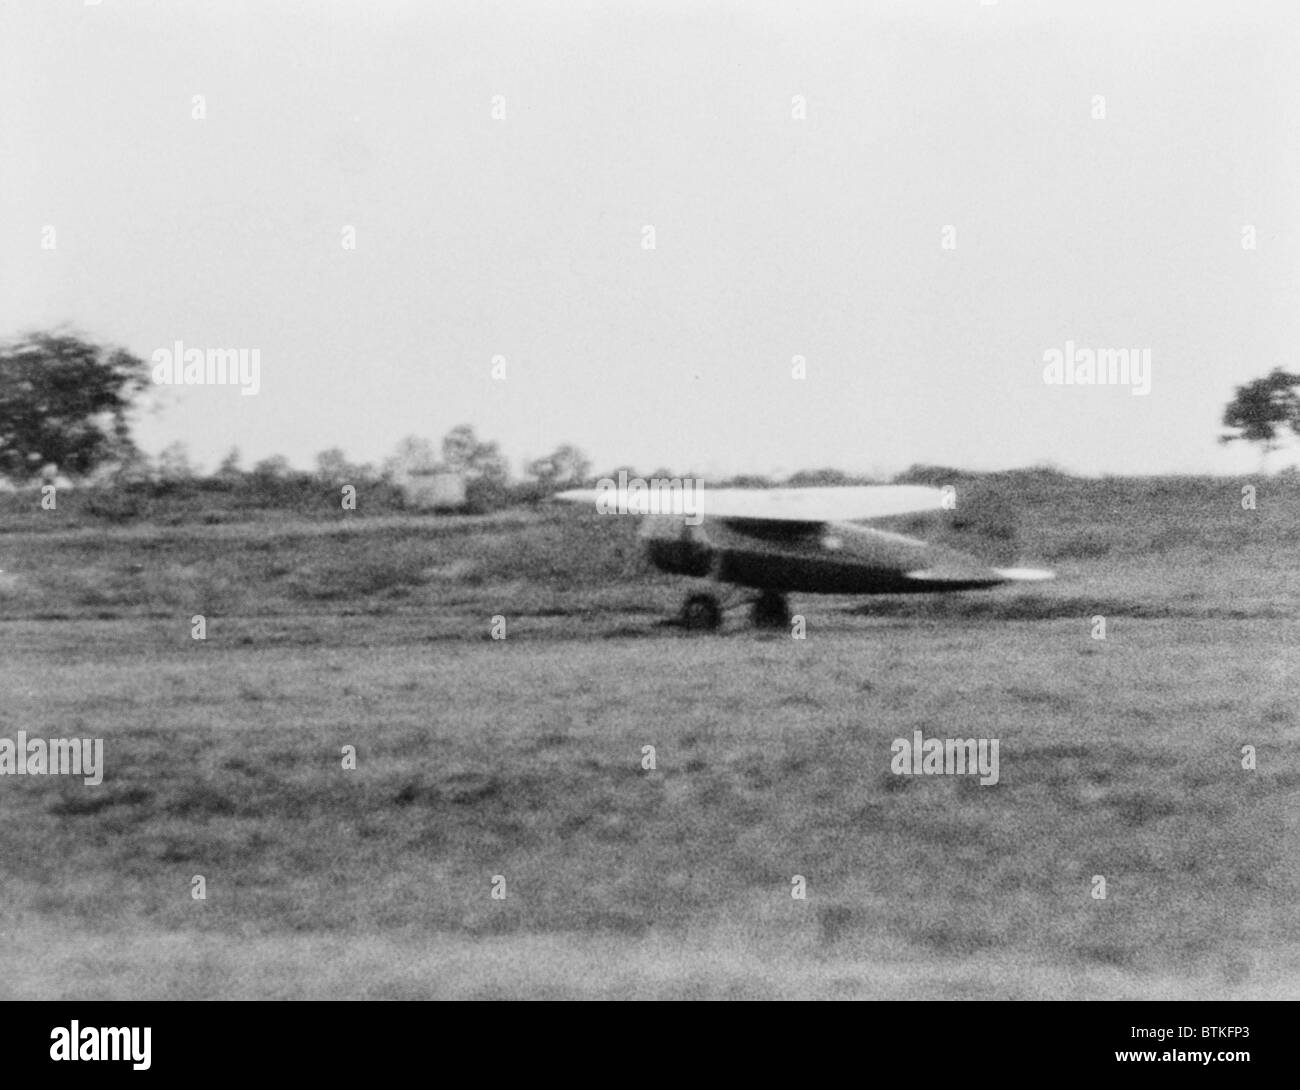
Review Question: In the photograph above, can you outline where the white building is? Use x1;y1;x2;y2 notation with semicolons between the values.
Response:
399;469;466;511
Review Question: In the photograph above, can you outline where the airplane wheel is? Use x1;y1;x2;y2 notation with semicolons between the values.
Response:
681;593;722;631
751;590;790;629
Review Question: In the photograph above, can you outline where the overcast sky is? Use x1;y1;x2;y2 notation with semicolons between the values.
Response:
3;0;1299;479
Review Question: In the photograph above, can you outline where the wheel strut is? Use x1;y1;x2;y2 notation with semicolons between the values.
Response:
751;590;791;629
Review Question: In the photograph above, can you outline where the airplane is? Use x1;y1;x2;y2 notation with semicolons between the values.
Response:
555;483;1053;631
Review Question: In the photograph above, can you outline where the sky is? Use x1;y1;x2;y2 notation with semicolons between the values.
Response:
3;0;1299;480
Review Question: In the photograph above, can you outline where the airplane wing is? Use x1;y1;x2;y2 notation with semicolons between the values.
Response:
555;485;948;522
700;486;946;521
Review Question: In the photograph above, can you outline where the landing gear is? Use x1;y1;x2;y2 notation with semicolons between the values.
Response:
681;592;722;631
679;588;790;632
751;590;791;630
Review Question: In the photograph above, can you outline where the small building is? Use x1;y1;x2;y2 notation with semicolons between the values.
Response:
400;469;466;511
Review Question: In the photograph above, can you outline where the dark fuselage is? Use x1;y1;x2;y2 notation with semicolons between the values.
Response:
640;516;1004;595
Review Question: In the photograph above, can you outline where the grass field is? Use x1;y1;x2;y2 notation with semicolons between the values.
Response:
0;473;1297;998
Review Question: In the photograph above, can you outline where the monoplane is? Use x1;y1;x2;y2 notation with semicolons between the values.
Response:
556;484;1052;630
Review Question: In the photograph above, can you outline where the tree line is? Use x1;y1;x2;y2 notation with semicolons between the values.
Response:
2;330;1295;514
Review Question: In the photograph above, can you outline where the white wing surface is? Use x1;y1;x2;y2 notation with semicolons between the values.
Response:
555;485;948;522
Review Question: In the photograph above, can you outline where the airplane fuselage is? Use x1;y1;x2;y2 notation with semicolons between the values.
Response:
640;516;1005;595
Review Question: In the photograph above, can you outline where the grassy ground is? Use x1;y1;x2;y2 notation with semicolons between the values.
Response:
0;473;1297;998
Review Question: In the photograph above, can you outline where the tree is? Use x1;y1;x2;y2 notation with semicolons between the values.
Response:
1221;369;1300;468
315;447;369;483
381;435;438;480
251;454;292;479
525;443;591;488
441;424;508;483
786;467;851;487
0;330;149;481
214;447;243;482
156;441;197;482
